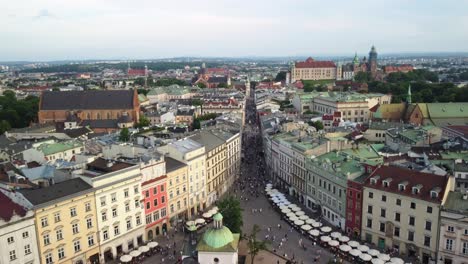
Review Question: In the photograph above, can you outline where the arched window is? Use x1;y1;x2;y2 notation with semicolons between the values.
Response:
86;113;91;119
97;113;101;119
107;112;111;119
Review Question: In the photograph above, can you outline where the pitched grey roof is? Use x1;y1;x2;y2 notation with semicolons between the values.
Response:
165;156;187;173
189;131;225;151
20;178;93;206
40;90;136;110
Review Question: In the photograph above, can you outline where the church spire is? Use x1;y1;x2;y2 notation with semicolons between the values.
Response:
407;84;412;104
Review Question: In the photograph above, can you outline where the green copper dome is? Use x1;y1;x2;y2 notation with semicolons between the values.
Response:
213;212;223;221
202;226;234;249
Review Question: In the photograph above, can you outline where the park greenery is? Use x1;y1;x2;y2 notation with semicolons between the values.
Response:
134;77;187;87
0;91;39;134
217;196;243;234
136;116;151;128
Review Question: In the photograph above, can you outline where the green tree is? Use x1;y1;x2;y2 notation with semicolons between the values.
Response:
308;121;324;130
192;119;201;130
137;116;151;128
0;120;11;135
217;83;229;88
274;71;287;82
245;224;270;264
119;127;130;142
217;196;243;233
197;82;207;88
354;72;370;82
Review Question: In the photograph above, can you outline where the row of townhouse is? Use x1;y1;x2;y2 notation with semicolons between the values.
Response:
0;128;242;264
263;132;464;264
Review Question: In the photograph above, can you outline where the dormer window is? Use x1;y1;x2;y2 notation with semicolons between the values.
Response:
370;175;380;185
398;181;408;191
412;184;423;194
412;187;419;194
382;178;392;188
430;191;438;198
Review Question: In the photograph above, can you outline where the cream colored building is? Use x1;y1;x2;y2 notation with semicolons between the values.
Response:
165;156;189;221
74;158;145;263
361;166;453;264
438;191;468;264
158;138;206;217
290;57;337;82
190;131;227;207
20;178;100;264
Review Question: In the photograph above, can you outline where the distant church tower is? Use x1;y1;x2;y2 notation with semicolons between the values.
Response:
368;45;378;78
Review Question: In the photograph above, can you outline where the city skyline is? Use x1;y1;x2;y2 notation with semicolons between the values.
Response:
1;0;468;61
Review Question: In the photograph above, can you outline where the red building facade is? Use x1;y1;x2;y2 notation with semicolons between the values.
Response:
142;175;168;240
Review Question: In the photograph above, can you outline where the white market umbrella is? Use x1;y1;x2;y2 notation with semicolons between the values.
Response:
358;245;370;252
288;216;299;222
368;249;380;257
281;201;291;205
286;212;296;218
298;215;309;220
291;207;301;212
120;255;132;263
320;236;331;242
390;258;404;264
320;226;332;233
294;220;305;226
339;236;350;243
378;254;391;261
301;224;312;231
186;220;195;226
212;206;218;211
306;219;316;224
372;259;385;264
330;232;341;239
349;249;362;257
202;212;213;218
139;246;150;253
348;240;360;248
312;222;322;228
295;210;305;216
281;208;292;214
339;244;351;252
328;240;339;247
195;218;206;225
360;254;372;262
288;203;298;208
309;229;320;237
129;250;141;257
147;241;158;248
208;209;217;215
279;205;289;210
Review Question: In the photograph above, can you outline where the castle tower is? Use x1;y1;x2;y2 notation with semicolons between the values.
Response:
369;45;378;78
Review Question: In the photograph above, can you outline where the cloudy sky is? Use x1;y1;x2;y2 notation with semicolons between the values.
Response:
1;0;467;61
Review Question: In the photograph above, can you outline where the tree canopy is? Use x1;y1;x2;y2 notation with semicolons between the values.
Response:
0;91;39;134
245;224;270;264
274;71;287;82
119;127;130;142
217;196;243;234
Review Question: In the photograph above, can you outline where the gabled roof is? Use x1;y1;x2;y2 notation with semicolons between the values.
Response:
0;191;27;221
189;131;225;152
165;156;187;173
40;90;137;110
427;103;468;118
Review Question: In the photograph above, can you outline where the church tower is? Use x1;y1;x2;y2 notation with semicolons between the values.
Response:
368;45;378;78
407;84;412;105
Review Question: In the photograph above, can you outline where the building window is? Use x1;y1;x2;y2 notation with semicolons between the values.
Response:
112;208;118;218
395;212;400;222
124;189;129;198
368;192;373;198
463;242;468;255
7;236;14;244
424;236;431;247
425;221;431;231
85;202;91;212
380;208;386;218
408;231;414;241
366;219;372;228
103;230;109;240
74;240;81;252
136;215;141;225
379;223;385;232
54;212;61;223
58;247;65;259
161;185;165;192
134;185;139;194
153;187;158;195
427;206;433;213
102;212;107;221
70;207;77;217
146;214;152;224
135;199;140;208
9;250;16;261
111;193;117;203
153;211;160;221
125;202;130;212
72;223;79;234
24;244;31;255
146;202;150;210
126;219;132;230
145;190;149;198
396;199;401;206
88;235;94;246
153;199;158;207
114;225;120;235
447;226;454;232
22;231;29;238
381;195;387;202
409;216;415;226
410;202;416;209
56;229;63;240
161;196;165;203
161;208;167;217
41;217;48;227
45;253;53;264
367;205;373;214
394;227;400;237
100;197;106;206
43;234;50;245
87;218;93;229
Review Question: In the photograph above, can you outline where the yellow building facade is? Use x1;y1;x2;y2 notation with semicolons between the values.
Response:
165;156;189;221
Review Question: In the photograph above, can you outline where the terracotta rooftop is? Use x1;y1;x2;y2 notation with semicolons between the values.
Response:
364;165;449;204
0;191;27;222
295;57;336;68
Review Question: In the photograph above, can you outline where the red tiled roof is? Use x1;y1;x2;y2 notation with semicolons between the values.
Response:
333;111;341;117
322;114;333;121
0;191;27;222
295;57;336;68
369;104;380;113
142;175;167;186
364;165;449;203
445;125;468;137
128;69;146;76
384;65;414;73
